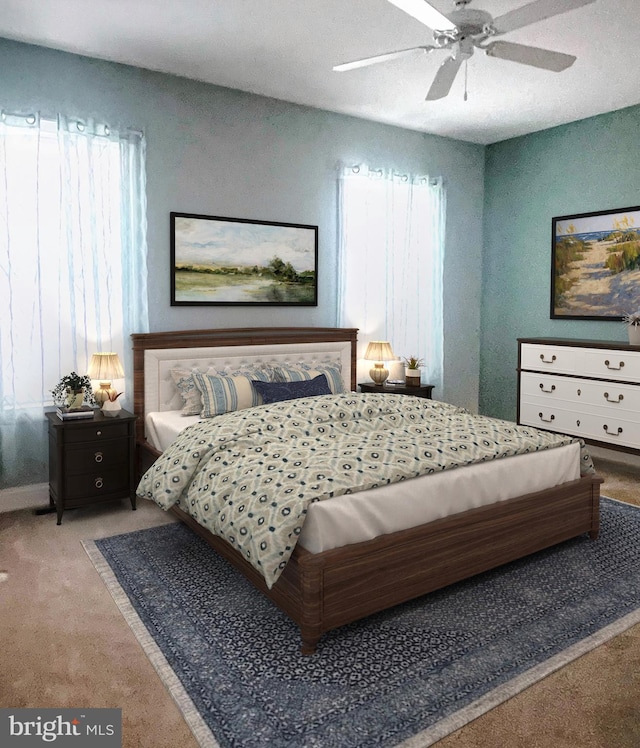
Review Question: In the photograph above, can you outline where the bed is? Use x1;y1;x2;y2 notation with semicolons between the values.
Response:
132;326;602;654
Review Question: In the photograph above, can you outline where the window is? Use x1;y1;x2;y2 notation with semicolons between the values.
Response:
337;164;445;390
0;111;148;488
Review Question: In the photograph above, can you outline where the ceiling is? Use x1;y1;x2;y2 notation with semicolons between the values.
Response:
1;0;639;144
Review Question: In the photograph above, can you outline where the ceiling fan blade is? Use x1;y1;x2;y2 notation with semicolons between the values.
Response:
425;55;463;100
387;0;456;31
333;46;433;72
485;40;576;72
492;0;595;35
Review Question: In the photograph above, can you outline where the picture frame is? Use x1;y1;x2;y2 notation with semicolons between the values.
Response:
551;205;640;320
170;212;318;306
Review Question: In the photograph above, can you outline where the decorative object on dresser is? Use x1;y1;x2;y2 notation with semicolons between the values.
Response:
623;312;640;345
551;205;640;320
87;352;125;407
402;354;424;386
170;212;318;307
364;340;395;384
359;381;434;399
518;338;640;452
42;409;136;524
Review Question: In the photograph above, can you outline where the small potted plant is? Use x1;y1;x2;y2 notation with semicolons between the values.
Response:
623;312;640;345
51;372;97;410
402;355;424;387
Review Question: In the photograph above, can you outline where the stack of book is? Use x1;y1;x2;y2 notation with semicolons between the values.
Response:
56;406;97;420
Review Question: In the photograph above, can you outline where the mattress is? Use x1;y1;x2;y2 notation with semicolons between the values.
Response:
144;410;581;554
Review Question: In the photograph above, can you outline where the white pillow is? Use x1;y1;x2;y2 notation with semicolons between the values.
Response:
192;372;266;418
170;365;272;417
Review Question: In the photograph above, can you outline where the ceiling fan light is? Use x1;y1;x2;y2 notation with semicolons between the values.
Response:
388;0;457;31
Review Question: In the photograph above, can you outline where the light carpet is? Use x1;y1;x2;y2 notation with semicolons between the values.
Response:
83;497;640;748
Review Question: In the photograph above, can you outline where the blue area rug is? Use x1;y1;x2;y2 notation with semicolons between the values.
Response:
84;498;640;748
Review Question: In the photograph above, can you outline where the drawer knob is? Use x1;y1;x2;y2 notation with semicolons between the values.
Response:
95;477;104;489
604;392;624;403
538;412;555;423
604;360;624;371
96;430;102;436
539;354;556;364
603;425;623;436
94;451;103;463
539;383;556;393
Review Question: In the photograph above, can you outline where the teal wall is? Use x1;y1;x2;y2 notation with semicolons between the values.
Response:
481;105;640;420
0;37;485;412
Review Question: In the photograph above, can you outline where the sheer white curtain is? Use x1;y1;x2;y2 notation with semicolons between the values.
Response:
337;164;445;392
0;111;148;489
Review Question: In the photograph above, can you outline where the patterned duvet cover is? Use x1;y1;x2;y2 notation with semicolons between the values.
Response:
137;393;595;588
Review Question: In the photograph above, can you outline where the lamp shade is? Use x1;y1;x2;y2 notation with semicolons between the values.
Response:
364;341;395;362
87;352;124;381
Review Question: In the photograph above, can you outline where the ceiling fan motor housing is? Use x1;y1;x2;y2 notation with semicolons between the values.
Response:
445;8;494;38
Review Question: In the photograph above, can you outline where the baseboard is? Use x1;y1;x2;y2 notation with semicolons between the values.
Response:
589;445;640;469
0;483;49;513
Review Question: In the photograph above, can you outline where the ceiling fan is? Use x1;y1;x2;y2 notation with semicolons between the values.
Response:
333;0;595;101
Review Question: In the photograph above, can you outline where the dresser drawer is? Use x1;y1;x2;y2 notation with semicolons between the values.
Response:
520;372;640;412
65;440;130;475
582;347;640;383
519;401;640;449
520;344;577;375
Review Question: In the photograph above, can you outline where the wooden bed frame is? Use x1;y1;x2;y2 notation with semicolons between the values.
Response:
132;327;602;655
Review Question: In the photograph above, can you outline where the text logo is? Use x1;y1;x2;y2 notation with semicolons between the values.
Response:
1;709;121;747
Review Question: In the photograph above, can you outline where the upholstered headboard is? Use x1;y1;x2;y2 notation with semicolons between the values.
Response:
131;327;358;443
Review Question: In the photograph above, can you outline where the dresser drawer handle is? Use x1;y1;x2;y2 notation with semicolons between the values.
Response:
604;392;624;403
539;354;556;364
94;451;103;463
603;425;623;436
95;477;104;489
96;430;102;437
538;412;555;423
539;383;556;393
604;360;624;371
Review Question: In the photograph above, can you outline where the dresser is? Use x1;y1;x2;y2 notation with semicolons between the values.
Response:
517;338;640;453
46;409;137;524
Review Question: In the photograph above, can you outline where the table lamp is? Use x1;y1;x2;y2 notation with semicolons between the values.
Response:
87;352;124;407
364;341;395;384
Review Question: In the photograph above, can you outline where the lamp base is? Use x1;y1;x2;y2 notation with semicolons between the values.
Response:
94;381;116;405
369;363;389;385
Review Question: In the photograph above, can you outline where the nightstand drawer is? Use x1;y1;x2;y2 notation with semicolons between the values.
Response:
64;421;131;443
65;440;130;475
65;468;130;500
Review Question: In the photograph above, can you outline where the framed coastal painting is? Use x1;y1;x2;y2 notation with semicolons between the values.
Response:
551;205;640;320
170;212;318;306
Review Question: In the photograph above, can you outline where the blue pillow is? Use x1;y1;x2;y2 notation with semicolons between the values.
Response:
251;374;331;404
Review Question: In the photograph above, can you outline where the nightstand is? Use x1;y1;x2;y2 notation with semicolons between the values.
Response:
44;409;137;524
359;382;434;399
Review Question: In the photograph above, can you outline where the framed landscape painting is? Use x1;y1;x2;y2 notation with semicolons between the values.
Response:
171;212;318;306
551;205;640;320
